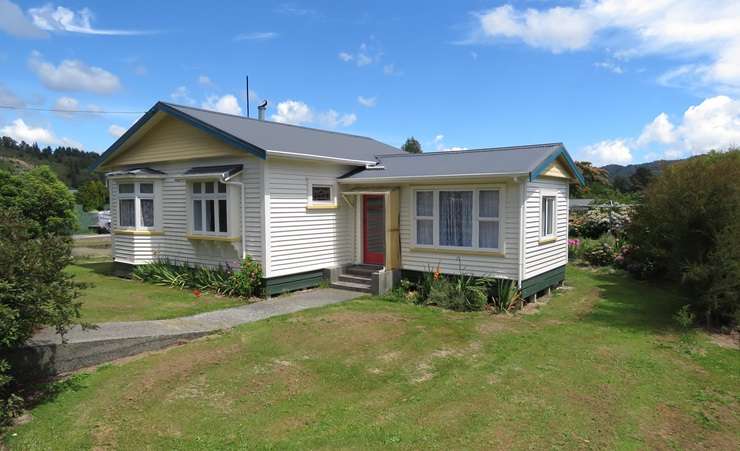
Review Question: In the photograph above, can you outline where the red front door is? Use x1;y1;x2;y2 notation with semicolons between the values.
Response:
363;195;385;265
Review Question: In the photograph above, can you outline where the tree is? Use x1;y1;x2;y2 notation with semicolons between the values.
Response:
626;149;740;326
629;166;655;191
401;137;422;154
76;179;109;211
613;175;633;193
0;166;77;236
0;168;84;425
571;161;612;198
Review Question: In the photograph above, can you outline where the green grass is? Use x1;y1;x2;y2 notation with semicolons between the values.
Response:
69;260;245;323
6;266;740;449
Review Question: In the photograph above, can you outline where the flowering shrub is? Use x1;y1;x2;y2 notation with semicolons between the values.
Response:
582;240;616;266
569;206;631;238
568;238;581;260
226;255;262;298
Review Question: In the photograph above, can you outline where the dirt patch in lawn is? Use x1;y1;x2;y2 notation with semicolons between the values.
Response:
708;331;739;350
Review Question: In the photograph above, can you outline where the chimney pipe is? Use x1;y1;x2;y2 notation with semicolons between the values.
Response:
257;100;268;120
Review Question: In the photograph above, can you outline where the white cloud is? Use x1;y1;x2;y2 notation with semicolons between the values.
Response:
594;61;624;74
0;118;80;147
271;100;313;125
202;94;242;115
338;52;353;62
274;3;317;16
444;146;468;152
197;75;214;87
470;1;740;90
582;139;633;165
170;86;195;105
339;41;383;68
53;96;78;117
108;124;126;138
0;83;24;107
383;64;402;76
28;4;154;35
357;96;377;107
637;112;676;146
678;95;740;153
234;31;278;41
28;51;121;94
0;0;46;38
429;134;466;152
271;100;356;129
133;65;147;76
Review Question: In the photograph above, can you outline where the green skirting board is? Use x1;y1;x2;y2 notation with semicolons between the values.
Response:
520;265;566;298
264;270;325;296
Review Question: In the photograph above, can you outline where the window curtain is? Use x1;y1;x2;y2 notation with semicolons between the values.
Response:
439;191;472;246
119;199;135;227
140;199;154;227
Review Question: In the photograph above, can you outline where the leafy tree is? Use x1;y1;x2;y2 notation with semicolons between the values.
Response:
0;169;84;425
626;149;740;326
76;179;109;211
401;137;422;154
0;166;77;236
571;161;612;198
629;166;655;191
613;175;633;193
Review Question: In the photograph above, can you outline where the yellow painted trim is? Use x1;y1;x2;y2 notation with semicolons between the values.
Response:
409;247;505;258
186;234;240;242
541;159;576;180
306;204;338;210
112;229;164;236
539;236;558;244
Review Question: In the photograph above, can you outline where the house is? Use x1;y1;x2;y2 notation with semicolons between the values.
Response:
93;101;584;297
569;198;595;212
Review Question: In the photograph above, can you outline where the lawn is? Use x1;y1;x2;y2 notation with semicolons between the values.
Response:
69;260;246;323
6;266;739;449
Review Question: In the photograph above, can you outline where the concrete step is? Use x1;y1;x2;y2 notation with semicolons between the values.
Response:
338;273;372;284
345;265;382;277
330;280;372;293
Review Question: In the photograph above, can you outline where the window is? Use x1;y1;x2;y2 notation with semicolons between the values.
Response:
191;181;229;235
413;188;502;251
307;179;337;207
117;182;156;229
415;191;434;245
541;195;556;237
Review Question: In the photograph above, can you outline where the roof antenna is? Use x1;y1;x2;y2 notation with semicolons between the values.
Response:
245;76;250;118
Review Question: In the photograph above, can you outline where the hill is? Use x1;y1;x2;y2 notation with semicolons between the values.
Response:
602;159;677;182
0;136;101;188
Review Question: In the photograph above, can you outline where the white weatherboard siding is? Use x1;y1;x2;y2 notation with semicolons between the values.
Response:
399;182;522;279
522;178;569;279
109;155;263;267
265;158;355;278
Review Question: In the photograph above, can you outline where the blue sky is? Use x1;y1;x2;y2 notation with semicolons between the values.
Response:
1;0;739;166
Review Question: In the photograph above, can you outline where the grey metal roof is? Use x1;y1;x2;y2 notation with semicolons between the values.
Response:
340;143;565;181
569;198;595;208
184;164;243;179
164;103;403;163
105;167;165;177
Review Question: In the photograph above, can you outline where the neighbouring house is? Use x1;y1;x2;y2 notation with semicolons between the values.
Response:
93;101;584;297
569;198;595;212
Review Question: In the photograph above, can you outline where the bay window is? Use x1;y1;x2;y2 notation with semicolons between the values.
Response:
191;181;229;235
116;181;157;229
413;188;502;251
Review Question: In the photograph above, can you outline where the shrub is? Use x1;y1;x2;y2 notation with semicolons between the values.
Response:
76;179;108;211
425;273;488;312
569;206;631;239
0;210;85;426
133;256;263;299
627;150;740;326
582;241;616;266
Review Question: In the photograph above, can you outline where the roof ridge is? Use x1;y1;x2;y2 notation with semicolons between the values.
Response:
375;143;563;159
163;101;387;142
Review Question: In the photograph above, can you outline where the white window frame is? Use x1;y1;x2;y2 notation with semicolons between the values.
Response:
306;178;338;208
115;180;158;231
414;190;435;246
412;186;504;252
540;192;557;239
189;180;230;236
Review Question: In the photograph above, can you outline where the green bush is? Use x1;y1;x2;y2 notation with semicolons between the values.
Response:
75;179;108;212
582;240;616;266
492;278;522;313
133;257;263;299
627;150;740;327
569;206;631;239
0;210;85;426
425;273;488;312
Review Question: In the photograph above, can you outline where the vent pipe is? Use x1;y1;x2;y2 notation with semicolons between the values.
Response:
257;100;268;120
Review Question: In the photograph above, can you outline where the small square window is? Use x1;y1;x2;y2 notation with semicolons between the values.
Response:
192;183;201;194
119;183;134;194
139;183;154;194
217;182;227;193
312;185;332;202
205;182;214;194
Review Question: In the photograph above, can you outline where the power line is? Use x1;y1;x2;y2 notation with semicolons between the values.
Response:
0;105;146;115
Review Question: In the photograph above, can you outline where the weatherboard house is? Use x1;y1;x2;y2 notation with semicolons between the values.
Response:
93;101;584;296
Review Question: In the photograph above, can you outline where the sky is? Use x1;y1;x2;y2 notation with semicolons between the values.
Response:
1;0;740;166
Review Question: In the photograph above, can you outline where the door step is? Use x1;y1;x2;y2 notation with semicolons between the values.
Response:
338;273;371;284
330;280;372;293
344;264;382;277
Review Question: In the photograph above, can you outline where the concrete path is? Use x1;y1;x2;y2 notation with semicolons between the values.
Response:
21;288;361;375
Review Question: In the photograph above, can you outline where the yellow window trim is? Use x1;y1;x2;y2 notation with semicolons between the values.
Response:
113;229;164;236
306;204;338;210
186;234;240;242
539;236;558;244
409;247;505;258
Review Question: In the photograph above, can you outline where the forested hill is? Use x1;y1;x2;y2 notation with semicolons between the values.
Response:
0;136;101;188
602;160;675;182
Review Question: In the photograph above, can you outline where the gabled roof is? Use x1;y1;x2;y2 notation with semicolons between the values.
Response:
93;101;402;170
340;143;585;185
